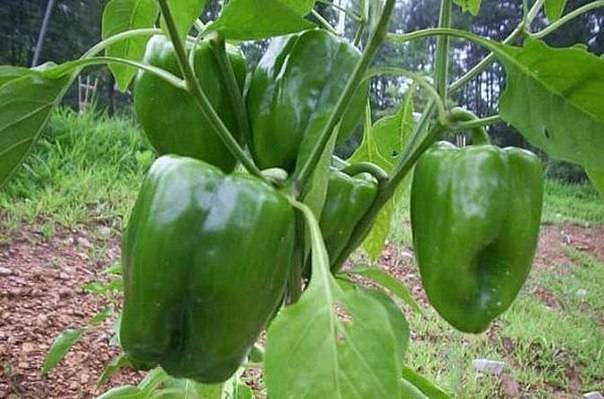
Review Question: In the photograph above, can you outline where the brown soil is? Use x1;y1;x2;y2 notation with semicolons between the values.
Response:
1;222;603;398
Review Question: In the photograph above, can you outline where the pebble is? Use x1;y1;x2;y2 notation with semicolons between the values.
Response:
576;288;588;298
0;266;12;276
472;359;506;376
584;393;603;399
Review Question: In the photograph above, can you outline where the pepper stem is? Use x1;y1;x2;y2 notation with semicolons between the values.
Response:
448;107;491;145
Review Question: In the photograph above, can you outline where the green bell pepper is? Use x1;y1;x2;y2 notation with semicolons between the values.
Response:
411;141;543;333
247;29;368;172
320;168;379;271
134;35;246;172
120;155;295;383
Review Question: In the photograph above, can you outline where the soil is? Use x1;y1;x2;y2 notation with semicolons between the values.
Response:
1;222;603;398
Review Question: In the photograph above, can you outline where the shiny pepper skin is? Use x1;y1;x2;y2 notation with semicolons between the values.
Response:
411;142;543;333
134;35;246;172
320;168;378;271
247;29;368;172
120;155;295;383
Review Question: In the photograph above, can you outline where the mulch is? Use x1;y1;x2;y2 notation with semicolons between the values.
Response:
1;222;603;398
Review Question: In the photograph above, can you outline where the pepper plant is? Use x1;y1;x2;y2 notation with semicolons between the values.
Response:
2;0;604;397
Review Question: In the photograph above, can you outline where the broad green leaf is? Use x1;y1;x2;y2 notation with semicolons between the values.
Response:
97;385;144;399
363;200;395;260
280;0;315;15
102;0;158;92
545;0;567;22
353;285;410;357
402;366;450;399
453;0;482;15
41;328;85;375
497;39;604;171
207;0;315;40
96;354;131;388
265;202;402;398
587;168;604;199
160;0;206;40
0;71;73;188
346;265;423;314
0;66;33;86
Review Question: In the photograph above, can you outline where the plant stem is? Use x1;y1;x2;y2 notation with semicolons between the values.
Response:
532;0;604;39
157;0;265;181
434;0;452;98
316;0;363;21
449;0;544;93
208;33;252;156
58;56;185;89
364;67;447;123
333;120;446;268
293;0;397;190
83;28;161;59
447;107;491;145
312;9;339;34
450;114;503;131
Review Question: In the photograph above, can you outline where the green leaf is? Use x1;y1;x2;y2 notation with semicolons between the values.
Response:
0;70;73;189
587;168;604;199
160;0;206;40
401;366;451;399
97;385;145;399
41;328;85;375
349;93;414;260
96;354;132;388
265;202;402;398
453;0;482;15
0;66;33;87
346;265;423;314
497;39;604;171
545;0;567;23
207;0;315;40
280;0;315;15
138;367;169;392
89;307;114;326
102;0;158;92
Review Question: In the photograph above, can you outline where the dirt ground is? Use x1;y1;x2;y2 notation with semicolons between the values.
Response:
1;222;603;398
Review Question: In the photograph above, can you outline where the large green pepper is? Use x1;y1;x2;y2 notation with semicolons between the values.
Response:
134;35;246;172
320;168;378;271
120;155;295;383
247;29;367;172
410;141;543;333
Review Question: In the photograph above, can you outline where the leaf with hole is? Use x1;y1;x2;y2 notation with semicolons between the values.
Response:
497;39;604;171
102;0;158;92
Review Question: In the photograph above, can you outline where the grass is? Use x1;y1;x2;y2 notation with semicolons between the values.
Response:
0;107;154;239
1;109;603;396
403;249;604;397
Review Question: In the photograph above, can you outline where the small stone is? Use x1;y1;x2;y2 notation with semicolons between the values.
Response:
576;288;588;298
472;359;505;376
78;237;92;248
22;342;36;353
0;266;12;276
98;226;112;238
584;392;604;399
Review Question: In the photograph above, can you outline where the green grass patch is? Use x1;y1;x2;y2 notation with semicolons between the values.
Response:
0;107;154;237
542;179;604;225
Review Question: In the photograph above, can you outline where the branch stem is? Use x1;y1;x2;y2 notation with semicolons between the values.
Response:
157;0;264;180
